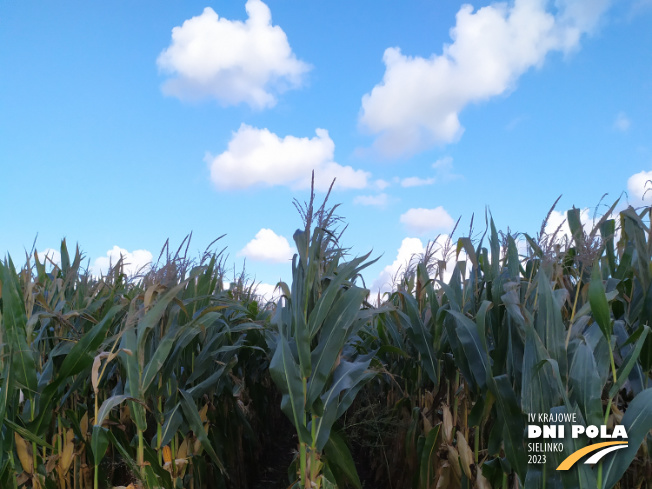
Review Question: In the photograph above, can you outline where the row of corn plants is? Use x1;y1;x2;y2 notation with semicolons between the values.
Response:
347;203;652;489
0;239;278;489
2;193;652;488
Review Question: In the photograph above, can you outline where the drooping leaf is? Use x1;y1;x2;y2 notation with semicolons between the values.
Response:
0;260;37;397
324;430;362;489
602;388;652;489
179;389;226;473
589;262;613;340
307;286;368;406
269;336;310;443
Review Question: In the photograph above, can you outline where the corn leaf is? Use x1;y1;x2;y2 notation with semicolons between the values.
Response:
324;430;362;489
179;389;225;473
602;388;652;489
0;260;37;397
589;263;613;340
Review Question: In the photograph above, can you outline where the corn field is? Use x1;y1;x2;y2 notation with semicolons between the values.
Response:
1;194;652;489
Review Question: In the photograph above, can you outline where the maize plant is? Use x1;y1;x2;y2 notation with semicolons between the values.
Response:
2;194;652;489
346;203;652;489
269;221;379;489
0;239;270;489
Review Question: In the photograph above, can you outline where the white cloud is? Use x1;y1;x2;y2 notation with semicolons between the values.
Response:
157;1;310;109
544;208;591;239
238;228;294;263
353;193;389;207
372;234;467;294
400;207;455;235
373;238;425;294
207;124;369;191
254;282;283;302
400;156;462;187
613;112;631;132
628;170;652;204
401;176;436;187
37;248;61;268
432;156;463;182
359;0;611;156
91;246;153;277
374;179;391;190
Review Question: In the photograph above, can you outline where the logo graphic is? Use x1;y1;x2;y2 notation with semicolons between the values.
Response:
556;441;628;470
526;413;629;470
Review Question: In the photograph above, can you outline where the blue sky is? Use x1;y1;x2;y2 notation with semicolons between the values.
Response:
1;0;651;296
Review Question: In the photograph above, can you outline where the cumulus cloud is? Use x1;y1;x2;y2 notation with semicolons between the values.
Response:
372;235;467;294
207;124;370;191
238;228;294;263
157;1;310;109
37;248;61;268
432;156;463;183
628;170;652;204
400;156;462;187
544;208;591;239
373;238;425;294
91;246;153;277
400;207;456;235
360;0;611;156
613;112;631;132
401;176;436;188
254;282;283;302
353;193;389;207
375;179;391;190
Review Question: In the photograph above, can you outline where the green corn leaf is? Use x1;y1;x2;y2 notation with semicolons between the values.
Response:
291;252;312;379
136;281;187;361
506;236;520;279
186;356;237;400
142;441;173;489
521;323;563;415
489;217;500;280
314;356;374;451
95;394;134;427
40;304;123;406
396;291;438;385
105;429;140;479
119;324;147;431
589;263;613;341
141;327;177;394
457;237;478;268
179;389;225;473
159;404;183;448
567;208;585;248
269;335;310;443
443;311;476;391
0;350;11;427
602;388;652;489
549;405;597;489
307;254;371;338
60;239;71;275
535;272;567;379
0;259;38;397
306;286;367;407
600;219;617;275
568;339;603;426
622;207;651;290
446;309;490;392
418;424;441;489
4;418;54;449
475;300;493;352
91;425;110;464
324;430;362;489
609;325;650;398
489;375;527;482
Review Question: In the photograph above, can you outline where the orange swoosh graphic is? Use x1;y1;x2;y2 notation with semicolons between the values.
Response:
557;441;628;470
